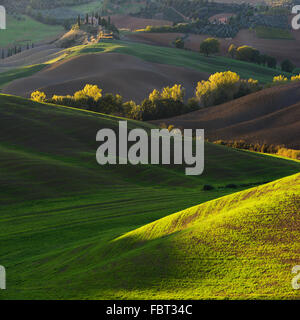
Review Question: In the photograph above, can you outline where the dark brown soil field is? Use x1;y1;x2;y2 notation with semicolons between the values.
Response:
127;32;185;47
3;52;208;102
152;81;300;149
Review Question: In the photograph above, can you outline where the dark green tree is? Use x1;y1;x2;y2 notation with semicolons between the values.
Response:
266;55;277;69
281;59;294;73
200;38;220;57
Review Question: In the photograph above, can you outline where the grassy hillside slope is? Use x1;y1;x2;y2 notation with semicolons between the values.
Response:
0;94;299;299
99;173;300;299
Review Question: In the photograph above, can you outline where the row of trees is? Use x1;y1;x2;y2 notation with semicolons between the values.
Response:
228;44;294;72
1;43;34;59
31;70;300;120
76;12;119;34
214;140;300;160
198;38;295;73
31;84;195;121
30;71;264;121
137;0;289;38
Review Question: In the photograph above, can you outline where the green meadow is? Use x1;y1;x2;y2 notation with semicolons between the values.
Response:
0;15;64;47
0;94;299;299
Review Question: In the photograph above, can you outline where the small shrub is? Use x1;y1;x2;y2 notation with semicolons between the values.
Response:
225;184;238;189
203;184;214;191
273;75;288;84
281;59;294;73
291;74;300;82
175;38;184;49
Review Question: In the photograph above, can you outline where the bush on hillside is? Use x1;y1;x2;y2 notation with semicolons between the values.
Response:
203;185;214;191
291;74;300;82
273;75;288;84
228;44;237;58
236;45;260;63
175;38;184;49
281;59;294;73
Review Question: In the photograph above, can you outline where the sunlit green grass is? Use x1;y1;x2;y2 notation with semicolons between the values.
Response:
99;173;300;299
0;64;46;88
0;94;299;299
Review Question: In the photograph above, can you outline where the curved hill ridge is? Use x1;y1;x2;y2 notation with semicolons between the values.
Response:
2;52;209;102
97;173;300;299
118;173;300;242
153;81;300;148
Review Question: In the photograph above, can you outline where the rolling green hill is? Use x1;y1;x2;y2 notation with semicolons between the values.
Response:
1;39;293;92
0;94;299;299
96;173;300;299
64;40;292;83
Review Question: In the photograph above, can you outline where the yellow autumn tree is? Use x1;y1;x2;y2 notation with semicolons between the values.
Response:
149;89;160;102
195;71;241;107
31;91;46;103
291;74;300;82
74;84;103;102
149;84;185;102
161;84;185;102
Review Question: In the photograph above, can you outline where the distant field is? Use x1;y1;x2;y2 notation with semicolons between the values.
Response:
255;26;294;40
109;1;144;15
33;1;104;20
0;94;299;299
0;15;64;47
34;1;144;20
